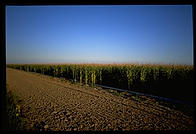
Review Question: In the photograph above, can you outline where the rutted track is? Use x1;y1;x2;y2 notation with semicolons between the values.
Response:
6;68;194;131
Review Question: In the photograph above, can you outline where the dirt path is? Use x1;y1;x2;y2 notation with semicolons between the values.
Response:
6;68;194;131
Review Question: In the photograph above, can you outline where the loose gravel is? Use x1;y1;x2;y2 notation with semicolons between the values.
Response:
6;68;194;131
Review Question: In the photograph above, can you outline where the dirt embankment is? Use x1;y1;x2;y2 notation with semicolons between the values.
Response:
6;68;194;131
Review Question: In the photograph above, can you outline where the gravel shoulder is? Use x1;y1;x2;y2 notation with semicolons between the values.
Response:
6;68;194;131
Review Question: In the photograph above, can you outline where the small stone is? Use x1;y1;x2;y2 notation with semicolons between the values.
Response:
68;115;72;119
66;112;71;115
73;128;77;131
44;125;49;129
53;111;57;114
61;117;65;120
80;125;83;129
30;123;34;129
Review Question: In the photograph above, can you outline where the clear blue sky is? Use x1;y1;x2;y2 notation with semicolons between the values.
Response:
6;5;193;65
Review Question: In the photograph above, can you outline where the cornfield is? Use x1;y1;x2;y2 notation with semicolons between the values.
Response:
7;63;194;102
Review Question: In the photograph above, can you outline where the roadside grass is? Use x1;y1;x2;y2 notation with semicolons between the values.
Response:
130;95;142;102
6;85;27;131
109;89;121;96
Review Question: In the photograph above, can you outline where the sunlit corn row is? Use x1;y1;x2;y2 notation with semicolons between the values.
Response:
7;64;194;96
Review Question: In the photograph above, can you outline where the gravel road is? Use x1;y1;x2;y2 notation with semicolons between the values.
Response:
6;68;194;131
